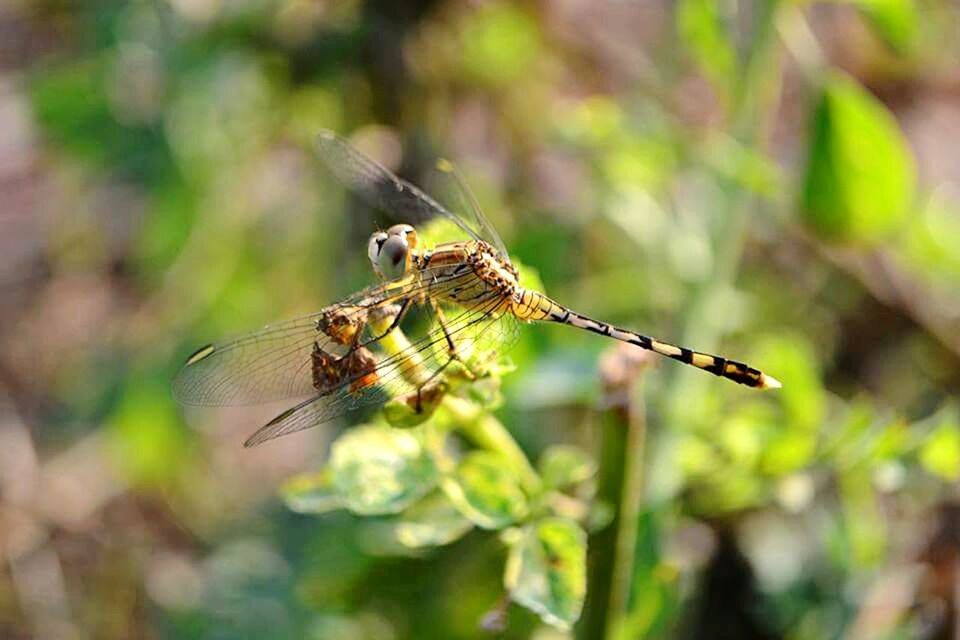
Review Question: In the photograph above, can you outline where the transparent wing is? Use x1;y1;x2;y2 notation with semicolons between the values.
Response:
242;293;520;447
429;158;509;258
171;265;478;406
316;130;504;252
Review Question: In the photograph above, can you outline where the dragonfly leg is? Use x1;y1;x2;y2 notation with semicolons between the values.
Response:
413;357;454;413
429;299;477;381
355;298;412;351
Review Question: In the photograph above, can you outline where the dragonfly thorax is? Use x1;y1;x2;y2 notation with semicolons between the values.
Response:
468;241;521;296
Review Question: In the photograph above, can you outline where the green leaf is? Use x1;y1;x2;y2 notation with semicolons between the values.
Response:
330;425;437;515
393;492;474;548
281;470;342;514
801;73;916;243
753;333;825;433
465;377;505;410
538;445;596;490
442;451;528;529
504;517;587;630
677;0;737;95
108;380;188;487
920;420;960;481
854;0;919;55
460;4;541;86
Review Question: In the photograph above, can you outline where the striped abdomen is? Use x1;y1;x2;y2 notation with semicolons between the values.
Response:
511;289;781;390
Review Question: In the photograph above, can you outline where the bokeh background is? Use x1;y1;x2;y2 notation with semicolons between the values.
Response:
3;0;960;638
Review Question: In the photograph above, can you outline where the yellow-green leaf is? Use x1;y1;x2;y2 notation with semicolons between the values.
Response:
677;0;736;95
538;445;596;490
855;0;919;55
393;492;474;548
442;451;528;529
801;73;915;243
330;425;436;515
920;421;960;481
460;4;541;86
281;470;342;514
504;517;587;630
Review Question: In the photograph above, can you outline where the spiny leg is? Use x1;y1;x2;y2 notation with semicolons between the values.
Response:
430;298;476;381
352;298;412;353
413;356;455;413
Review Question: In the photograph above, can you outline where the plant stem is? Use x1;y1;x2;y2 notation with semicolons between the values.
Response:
606;388;647;637
442;395;541;494
579;363;648;640
369;307;540;493
579;402;628;640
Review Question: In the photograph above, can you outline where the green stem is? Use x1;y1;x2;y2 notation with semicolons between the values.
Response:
443;395;541;494
579;379;647;640
606;389;647;637
369;307;540;493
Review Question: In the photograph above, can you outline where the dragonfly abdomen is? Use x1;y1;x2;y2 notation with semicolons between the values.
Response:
520;290;780;390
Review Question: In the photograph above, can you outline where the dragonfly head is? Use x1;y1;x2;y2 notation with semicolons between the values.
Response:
369;224;418;280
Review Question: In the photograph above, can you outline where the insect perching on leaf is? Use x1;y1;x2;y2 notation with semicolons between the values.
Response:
173;130;781;446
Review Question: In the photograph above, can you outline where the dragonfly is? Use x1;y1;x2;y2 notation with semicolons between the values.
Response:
173;130;780;447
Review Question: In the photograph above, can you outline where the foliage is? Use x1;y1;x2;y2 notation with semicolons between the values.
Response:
5;0;960;638
283;326;591;629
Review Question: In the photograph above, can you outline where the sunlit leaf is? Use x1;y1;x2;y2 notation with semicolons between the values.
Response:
919;420;960;481
753;333;825;432
504;517;587;630
539;445;596;490
603;135;677;191
677;0;737;95
442;451;528;529
801;73;916;243
330;425;436;515
870;420;909;462
460;4;541;86
854;0;919;55
393;491;474;548
281;470;342;514
762;431;817;477
108;380;188;487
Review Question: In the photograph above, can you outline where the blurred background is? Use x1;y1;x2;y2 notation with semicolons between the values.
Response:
2;0;960;638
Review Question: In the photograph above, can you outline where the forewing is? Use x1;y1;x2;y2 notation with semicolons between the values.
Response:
315;130;485;245
429;158;510;258
242;293;520;447
172;266;476;406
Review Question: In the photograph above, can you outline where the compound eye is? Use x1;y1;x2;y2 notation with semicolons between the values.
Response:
367;231;388;268
377;234;409;280
387;224;418;249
